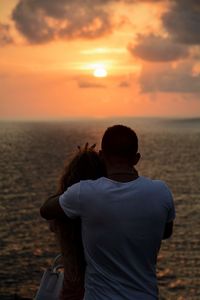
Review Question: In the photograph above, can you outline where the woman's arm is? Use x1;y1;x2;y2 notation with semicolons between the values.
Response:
40;195;66;220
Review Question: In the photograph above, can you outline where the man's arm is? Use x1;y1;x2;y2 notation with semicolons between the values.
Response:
40;196;66;220
163;221;174;239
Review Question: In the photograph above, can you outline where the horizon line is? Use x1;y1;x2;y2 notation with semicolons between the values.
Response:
0;115;200;122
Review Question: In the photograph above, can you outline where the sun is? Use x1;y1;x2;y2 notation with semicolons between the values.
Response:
93;65;108;78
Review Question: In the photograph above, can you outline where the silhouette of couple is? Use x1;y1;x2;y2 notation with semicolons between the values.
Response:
40;124;175;300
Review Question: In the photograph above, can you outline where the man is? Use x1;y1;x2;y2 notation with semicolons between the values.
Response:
40;124;175;300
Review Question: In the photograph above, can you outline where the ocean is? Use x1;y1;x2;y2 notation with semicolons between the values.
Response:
0;118;200;299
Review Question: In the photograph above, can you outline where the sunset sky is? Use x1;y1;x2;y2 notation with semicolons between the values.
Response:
1;0;200;119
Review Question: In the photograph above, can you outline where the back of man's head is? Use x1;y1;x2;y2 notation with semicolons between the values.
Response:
101;125;138;161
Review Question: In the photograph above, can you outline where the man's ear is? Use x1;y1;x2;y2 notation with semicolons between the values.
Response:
133;152;141;165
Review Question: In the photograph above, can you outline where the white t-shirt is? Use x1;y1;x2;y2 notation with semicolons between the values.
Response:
59;176;175;300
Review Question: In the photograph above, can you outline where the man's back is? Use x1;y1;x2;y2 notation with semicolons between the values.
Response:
60;176;175;300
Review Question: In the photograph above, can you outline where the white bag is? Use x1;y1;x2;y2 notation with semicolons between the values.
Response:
34;254;64;300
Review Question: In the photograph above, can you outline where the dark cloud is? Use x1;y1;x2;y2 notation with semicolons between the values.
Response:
11;0;166;44
77;79;107;88
10;0;200;48
162;0;200;45
128;34;188;62
118;80;131;87
0;23;13;46
139;64;200;93
12;0;113;43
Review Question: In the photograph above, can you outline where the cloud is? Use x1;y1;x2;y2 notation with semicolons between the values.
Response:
162;0;200;45
10;0;200;49
77;79;107;88
118;80;131;87
12;0;113;44
0;23;13;46
128;34;189;62
139;63;200;93
11;0;166;44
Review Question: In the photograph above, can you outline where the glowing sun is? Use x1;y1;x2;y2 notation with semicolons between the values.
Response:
93;66;108;78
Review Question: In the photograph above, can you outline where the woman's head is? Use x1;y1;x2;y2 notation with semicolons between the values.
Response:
57;147;106;194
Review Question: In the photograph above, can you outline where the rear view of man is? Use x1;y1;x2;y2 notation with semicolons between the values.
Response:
41;124;175;300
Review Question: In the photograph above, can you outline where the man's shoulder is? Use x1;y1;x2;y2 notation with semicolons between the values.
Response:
139;176;164;186
140;176;172;193
79;177;105;190
152;179;171;192
80;177;105;184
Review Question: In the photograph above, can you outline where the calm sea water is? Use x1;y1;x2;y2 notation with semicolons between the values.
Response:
0;118;200;299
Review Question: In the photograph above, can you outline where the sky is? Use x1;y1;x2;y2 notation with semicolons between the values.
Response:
0;0;200;119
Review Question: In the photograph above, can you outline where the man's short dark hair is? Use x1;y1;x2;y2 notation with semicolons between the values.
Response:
101;125;138;159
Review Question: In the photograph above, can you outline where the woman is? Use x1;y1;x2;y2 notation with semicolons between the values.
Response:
48;144;106;300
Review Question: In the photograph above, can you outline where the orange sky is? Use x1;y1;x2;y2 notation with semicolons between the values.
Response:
0;0;200;119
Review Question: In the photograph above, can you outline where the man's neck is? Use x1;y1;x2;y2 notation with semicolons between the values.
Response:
107;167;139;183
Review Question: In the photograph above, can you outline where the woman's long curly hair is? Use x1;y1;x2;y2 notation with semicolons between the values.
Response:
52;145;106;300
57;145;106;195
